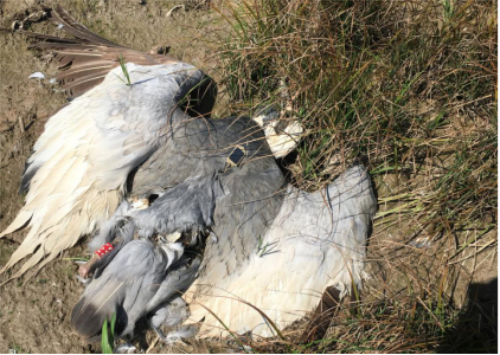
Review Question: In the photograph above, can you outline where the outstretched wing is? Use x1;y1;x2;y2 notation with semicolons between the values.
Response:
0;6;217;281
0;61;212;281
19;5;180;99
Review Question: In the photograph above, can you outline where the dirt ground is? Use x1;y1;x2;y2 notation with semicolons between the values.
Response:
0;0;497;353
0;1;228;353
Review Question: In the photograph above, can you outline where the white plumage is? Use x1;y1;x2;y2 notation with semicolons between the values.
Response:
0;63;205;280
187;166;376;337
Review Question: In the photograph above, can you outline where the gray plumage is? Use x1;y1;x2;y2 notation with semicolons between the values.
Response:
130;113;278;196
75;105;374;338
129;175;224;238
71;109;288;339
71;237;200;340
187;165;377;336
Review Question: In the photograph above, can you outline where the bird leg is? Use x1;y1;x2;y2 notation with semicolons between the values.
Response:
79;192;165;279
78;241;119;279
77;255;100;279
299;284;342;344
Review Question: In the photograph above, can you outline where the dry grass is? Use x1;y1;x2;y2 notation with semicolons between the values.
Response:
210;0;497;353
0;0;496;353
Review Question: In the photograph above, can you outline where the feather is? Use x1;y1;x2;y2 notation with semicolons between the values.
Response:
71;238;200;340
50;5;118;46
71;239;158;338
0;210;32;237
15;5;181;99
71;281;127;338
186;166;377;337
1;62;213;279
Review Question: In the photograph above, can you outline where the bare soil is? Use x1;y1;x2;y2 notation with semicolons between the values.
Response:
0;1;226;352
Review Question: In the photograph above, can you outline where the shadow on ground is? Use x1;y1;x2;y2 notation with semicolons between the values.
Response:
438;278;497;353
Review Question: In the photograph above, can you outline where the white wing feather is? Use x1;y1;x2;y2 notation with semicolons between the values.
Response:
0;62;200;281
187;166;377;337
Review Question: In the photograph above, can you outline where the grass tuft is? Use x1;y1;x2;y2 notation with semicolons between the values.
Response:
212;0;497;352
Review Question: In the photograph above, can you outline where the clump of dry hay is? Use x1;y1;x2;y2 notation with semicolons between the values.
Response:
211;0;497;352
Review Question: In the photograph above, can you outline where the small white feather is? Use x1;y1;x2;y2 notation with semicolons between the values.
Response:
28;72;45;79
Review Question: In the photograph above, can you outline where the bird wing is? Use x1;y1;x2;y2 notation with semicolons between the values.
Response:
188;166;377;337
0;62;212;281
131;175;224;238
189;141;287;303
146;254;202;315
71;239;166;338
132;115;270;195
16;5;181;99
133;115;287;306
130;116;277;234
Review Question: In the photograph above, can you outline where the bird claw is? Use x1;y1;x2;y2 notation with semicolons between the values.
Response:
78;263;91;279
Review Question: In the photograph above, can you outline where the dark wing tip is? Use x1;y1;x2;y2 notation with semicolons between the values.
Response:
71;297;129;340
19;162;38;195
51;5;117;46
71;298;103;338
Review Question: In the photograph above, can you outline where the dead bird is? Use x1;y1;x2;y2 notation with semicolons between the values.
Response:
1;6;377;343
